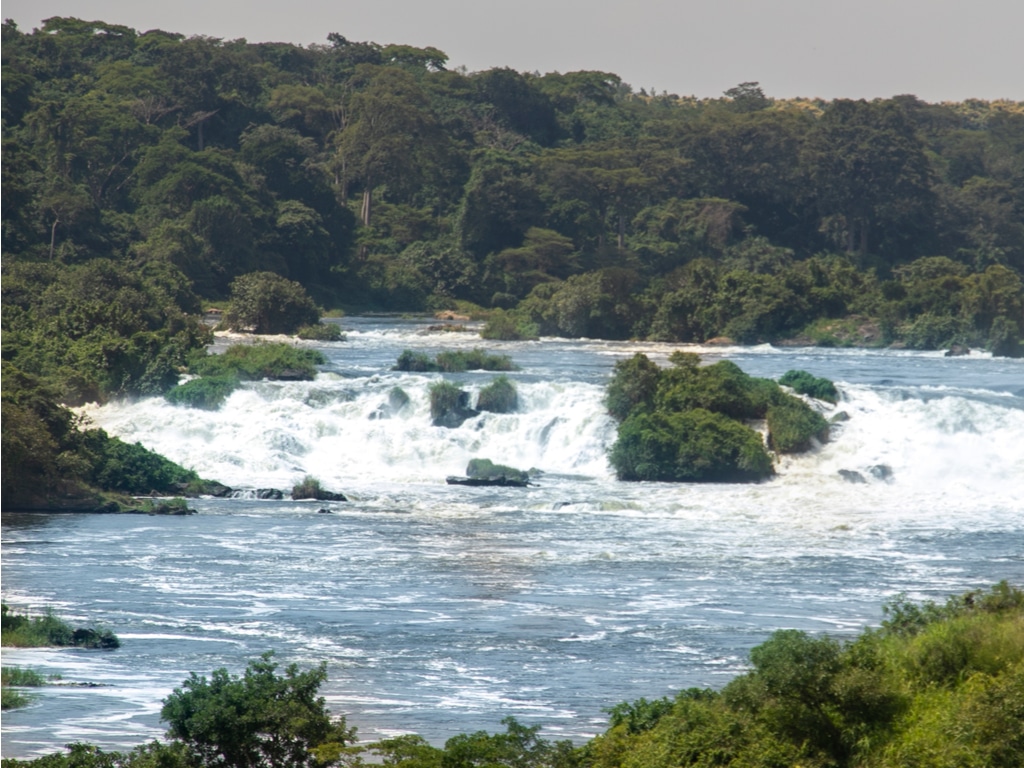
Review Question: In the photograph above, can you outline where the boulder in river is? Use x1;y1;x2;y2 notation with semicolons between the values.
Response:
838;469;867;484
944;344;971;357
429;382;479;428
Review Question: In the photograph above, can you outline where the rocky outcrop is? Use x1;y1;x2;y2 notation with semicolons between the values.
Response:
431;386;479;428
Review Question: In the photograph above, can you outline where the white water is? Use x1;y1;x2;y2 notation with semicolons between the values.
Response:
3;318;1023;758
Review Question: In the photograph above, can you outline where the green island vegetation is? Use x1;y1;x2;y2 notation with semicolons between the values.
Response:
1;15;1022;506
476;375;519;413
165;342;327;409
3;584;1021;766
2;603;120;650
394;349;518;372
606;353;831;482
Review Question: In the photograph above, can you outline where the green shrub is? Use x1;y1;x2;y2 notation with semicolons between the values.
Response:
292;475;323;500
766;397;830;453
2;667;49;687
778;370;839;403
394;349;517;373
429;381;465;423
296;323;345;341
436;349;517;372
1;604;119;649
77;430;201;495
166;375;239;410
605;353;662;422
223;272;320;334
476;376;518;413
480;310;540;341
465;458;529;483
189;343;325;381
394;350;437;372
610;408;773;482
1;687;31;710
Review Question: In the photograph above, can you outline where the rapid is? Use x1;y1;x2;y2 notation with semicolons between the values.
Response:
2;317;1022;757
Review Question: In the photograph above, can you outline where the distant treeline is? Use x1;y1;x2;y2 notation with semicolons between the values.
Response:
2;17;1022;350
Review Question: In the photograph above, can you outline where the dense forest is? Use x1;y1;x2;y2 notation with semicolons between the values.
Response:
2;17;1023;507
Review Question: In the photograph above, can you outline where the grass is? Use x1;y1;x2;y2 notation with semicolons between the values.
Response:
296;323;345;341
394;348;517;373
1;604;120;649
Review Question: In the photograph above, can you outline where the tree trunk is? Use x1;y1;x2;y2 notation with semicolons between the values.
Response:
49;216;60;260
361;187;372;228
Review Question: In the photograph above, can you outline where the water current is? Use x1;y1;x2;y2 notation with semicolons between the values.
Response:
2;317;1023;758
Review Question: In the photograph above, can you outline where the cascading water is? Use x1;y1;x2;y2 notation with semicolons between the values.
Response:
3;317;1022;758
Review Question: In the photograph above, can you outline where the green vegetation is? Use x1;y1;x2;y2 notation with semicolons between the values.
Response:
162;653;355;768
465;458;530;484
291;475;346;501
1;366;215;509
1;667;53;711
429;381;471;426
395;349;517;373
1;668;50;687
476;376;519;413
606;354;831;482
165;374;238;410
189;343;326;380
165;343;326;410
296;323;345;341
779;369;840;403
2;604;120;649
480;310;541;341
222;272;321;335
582;582;1024;768
2;16;1021;506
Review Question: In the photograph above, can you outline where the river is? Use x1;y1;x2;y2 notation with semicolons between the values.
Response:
2;316;1022;758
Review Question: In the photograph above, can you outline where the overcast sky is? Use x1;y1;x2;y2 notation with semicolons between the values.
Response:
5;0;1023;102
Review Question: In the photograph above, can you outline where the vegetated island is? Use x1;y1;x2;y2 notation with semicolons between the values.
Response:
2;583;1021;766
3;16;1023;511
606;354;834;482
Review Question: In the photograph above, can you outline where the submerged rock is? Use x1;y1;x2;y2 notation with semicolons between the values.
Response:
944;344;971;357
446;475;531;488
838;469;867;484
430;384;479;428
868;464;894;482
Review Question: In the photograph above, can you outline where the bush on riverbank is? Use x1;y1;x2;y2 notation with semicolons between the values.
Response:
1;365;216;508
583;582;1024;768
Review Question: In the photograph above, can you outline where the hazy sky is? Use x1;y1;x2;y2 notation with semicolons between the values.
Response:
5;0;1023;101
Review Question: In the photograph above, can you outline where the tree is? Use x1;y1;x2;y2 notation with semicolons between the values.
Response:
161;652;355;768
802;99;935;263
223;272;320;334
